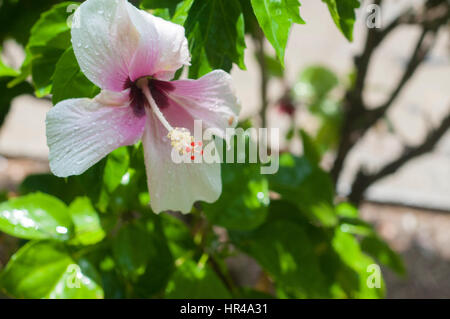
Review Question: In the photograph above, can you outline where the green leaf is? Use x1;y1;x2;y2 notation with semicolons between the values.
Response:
250;0;305;64
238;0;260;36
161;213;196;259
171;0;194;25
97;147;130;212
0;50;19;78
0;77;33;127
340;219;374;237
51;47;99;104
73;158;107;207
269;153;337;226
102;147;130;194
236;287;274;299
112;219;174;297
69;197;105;246
0;241;103;299
314;107;343;152
185;0;246;78
300;129;321;165
361;235;406;276
204;163;269;231
230;205;329;297
165;259;232;298
322;0;360;41
204;133;269;230
336;202;358;218
0;192;73;241
0;0;63;46
140;0;184;16
19;173;82;204
264;54;284;78
332;229;385;298
295;65;338;102
18;2;76;96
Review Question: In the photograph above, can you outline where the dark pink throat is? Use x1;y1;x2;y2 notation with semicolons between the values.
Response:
124;78;175;118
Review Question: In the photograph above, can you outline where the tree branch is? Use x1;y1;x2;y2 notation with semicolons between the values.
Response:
331;0;449;183
349;111;450;204
364;27;436;128
255;31;269;128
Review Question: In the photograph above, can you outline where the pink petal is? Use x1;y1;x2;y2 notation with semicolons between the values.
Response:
156;70;240;139
72;0;190;91
142;110;221;214
127;11;190;82
72;0;142;91
46;90;145;177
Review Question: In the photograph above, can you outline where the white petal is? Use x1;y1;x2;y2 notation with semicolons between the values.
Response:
72;0;142;91
46;91;145;177
142;110;221;214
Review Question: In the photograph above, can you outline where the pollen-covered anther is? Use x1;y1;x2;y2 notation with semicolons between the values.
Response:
168;128;194;154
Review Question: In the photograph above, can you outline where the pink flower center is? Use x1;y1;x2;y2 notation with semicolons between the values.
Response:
129;77;202;158
124;78;175;118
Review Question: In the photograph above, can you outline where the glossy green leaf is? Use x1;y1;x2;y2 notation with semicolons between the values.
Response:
204;163;269;231
339;218;374;237
165;259;232;298
300;129;321;165
204;133;269;230
269;153;337;226
0;192;73;240
361;235;406;276
332;229;385;298
185;0;246;78
102;147;130;194
19;173;82;205
250;0;305;64
230;206;329;297
17;2;76;96
69;197;105;246
171;0;194;25
51;47;99;104
98;144;151;214
0;241;103;299
112;219;174;297
322;0;360;41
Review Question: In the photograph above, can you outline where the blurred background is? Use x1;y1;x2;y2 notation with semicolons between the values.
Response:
0;0;449;298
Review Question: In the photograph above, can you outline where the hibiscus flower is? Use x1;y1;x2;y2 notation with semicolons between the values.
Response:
46;0;240;213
